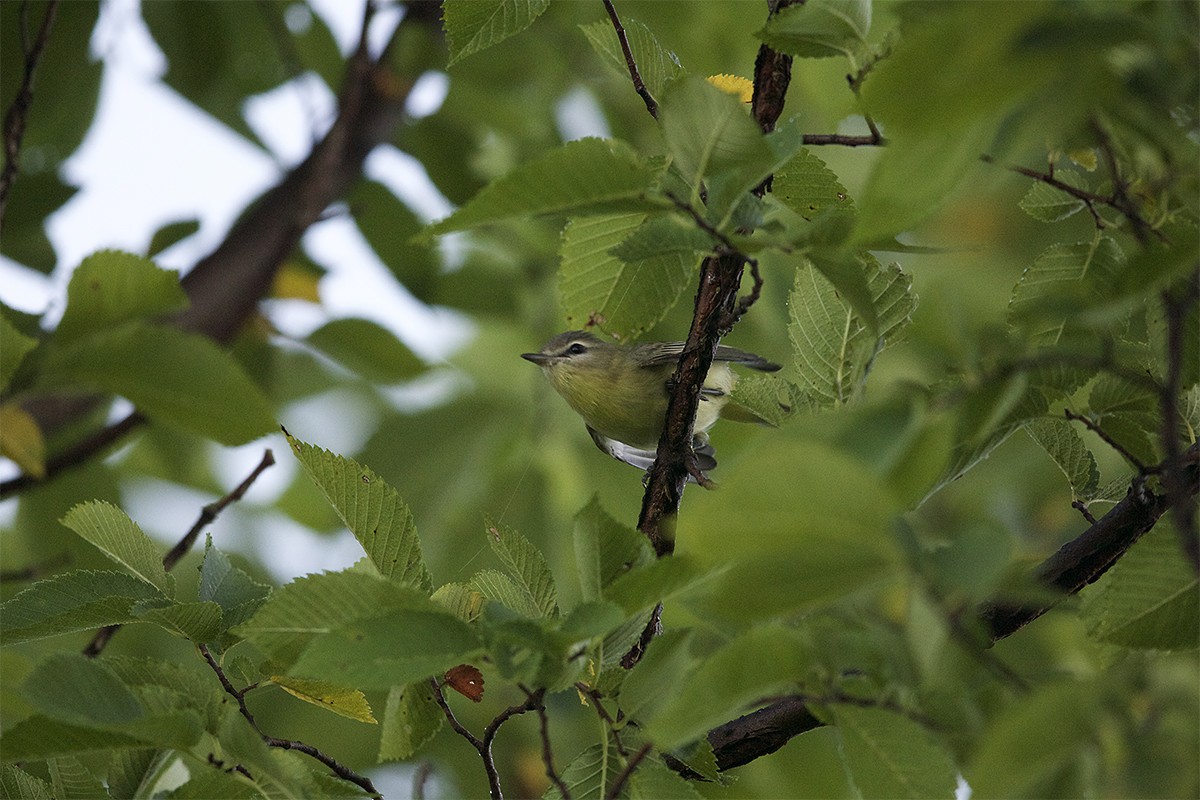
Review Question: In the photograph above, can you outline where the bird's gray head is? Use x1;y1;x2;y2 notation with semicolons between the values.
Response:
520;330;608;368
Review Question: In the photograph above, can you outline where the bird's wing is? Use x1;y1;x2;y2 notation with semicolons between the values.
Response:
586;426;717;474
636;342;779;372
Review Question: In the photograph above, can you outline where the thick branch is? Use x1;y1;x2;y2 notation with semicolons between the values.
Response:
703;443;1200;772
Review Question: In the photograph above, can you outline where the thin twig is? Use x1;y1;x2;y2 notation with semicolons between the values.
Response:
1064;408;1149;472
1092;119;1155;245
574;682;628;757
605;742;652;800
802;132;883;147
525;687;570;799
0;411;146;500
1072;500;1098;526
431;677;539;799
602;0;658;118
83;450;275;658
0;0;61;232
729;258;765;328
199;645;380;797
413;760;434;800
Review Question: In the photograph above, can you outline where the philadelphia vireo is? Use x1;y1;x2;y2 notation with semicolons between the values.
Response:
521;330;781;473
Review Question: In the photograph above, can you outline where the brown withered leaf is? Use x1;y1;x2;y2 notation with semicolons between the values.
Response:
445;663;484;702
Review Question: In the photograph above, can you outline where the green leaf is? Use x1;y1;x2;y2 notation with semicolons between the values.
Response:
608;216;715;263
603;556;707;616
0;312;38;392
60;502;173;596
132;600;224;643
789;257;915;406
629;756;704;799
233;569;437;666
472;569;543;618
658;76;773;209
1018;169;1088;222
1080;526;1199;650
47;756;108;800
1008;237;1125;341
271;675;377;724
485;518;559;617
620;629;696;722
966;681;1099;799
544;743;625;800
431;581;485;622
0;716;198;761
54;251;189;346
757;0;871;59
831;704;958;800
559;213;698;340
379;681;444;762
773;147;856;218
0;570;163;644
198;538;270;631
305;318;426;384
146;220;200;258
39;322;276;445
443;0;550;66
428;138;661;234
1024;418;1101;501
1088;375;1154;415
289;610;482;690
22;653;143;728
579;17;682;99
0;766;53;799
573;497;655;603
641;625;808;750
286;432;433;591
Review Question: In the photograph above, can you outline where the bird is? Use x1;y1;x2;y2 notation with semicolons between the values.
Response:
521;330;781;478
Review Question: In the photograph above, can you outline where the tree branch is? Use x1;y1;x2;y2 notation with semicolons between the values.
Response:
1158;275;1200;571
0;0;60;233
700;442;1200;772
82;449;275;657
525;687;570;800
605;742;652;800
199;644;380;797
602;0;658;118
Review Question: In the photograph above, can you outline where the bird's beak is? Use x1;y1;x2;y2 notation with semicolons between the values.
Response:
521;352;553;366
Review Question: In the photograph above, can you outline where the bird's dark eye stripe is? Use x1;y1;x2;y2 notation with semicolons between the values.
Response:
567;343;587;355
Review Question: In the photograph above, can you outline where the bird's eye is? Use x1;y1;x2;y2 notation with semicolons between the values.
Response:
567;343;588;355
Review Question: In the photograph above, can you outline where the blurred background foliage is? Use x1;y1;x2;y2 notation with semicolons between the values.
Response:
1;1;1197;798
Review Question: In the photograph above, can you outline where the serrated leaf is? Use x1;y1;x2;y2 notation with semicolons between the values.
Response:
629;756;703;799
1008;237;1125;342
233;570;436;667
23;654;144;727
39;322;276;445
1;765;53;799
789;257;914;406
428;138;661;234
773;147;855;217
608;216;715;262
727;373;793;427
305;318;426;384
756;0;871;59
290;610;483;690
0;570;164;644
431;582;485;621
1080;526;1199;650
198;538;270;630
620;629;696;722
47;756;108;800
286;433;432;591
486;518;558;617
132;601;223;643
379;681;444;761
443;0;549;66
60;502;173;596
1088;375;1154;415
603;556;706;616
0;716;198;761
54;251;189;346
1025;417;1100;501
472;569;542;618
271;676;377;724
831;704;958;800
579;18;682;99
0;403;46;479
0;312;37;392
573;497;655;603
544;743;626;800
559;213;697;340
1018;168;1087;222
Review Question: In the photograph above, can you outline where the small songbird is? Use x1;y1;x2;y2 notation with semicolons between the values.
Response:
521;330;781;476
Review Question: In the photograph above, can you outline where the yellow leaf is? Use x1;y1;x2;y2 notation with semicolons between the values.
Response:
0;404;46;479
271;675;378;724
1068;148;1098;172
707;73;753;103
272;261;322;303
